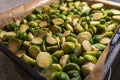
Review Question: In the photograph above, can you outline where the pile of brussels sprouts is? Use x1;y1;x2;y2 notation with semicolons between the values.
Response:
0;0;120;80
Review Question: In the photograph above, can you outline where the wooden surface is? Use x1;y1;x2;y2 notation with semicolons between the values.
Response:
0;0;120;80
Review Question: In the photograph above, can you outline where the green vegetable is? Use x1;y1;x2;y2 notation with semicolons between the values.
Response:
28;45;40;59
63;63;80;72
47;46;58;53
16;50;26;58
22;54;36;66
91;3;104;9
52;18;64;25
60;54;69;67
68;70;82;80
8;39;21;53
77;31;91;43
36;52;53;68
52;72;70;80
46;36;57;45
83;51;100;58
82;40;92;51
74;43;82;56
84;54;97;63
41;64;62;80
100;37;111;44
31;37;43;45
66;24;74;32
62;42;75;54
52;50;64;59
81;62;95;77
92;43;106;51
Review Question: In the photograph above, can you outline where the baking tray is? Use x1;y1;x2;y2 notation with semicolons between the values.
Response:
0;0;120;80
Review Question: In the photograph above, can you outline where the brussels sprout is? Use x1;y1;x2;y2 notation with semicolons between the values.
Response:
112;15;120;20
36;52;53;68
8;39;21;53
66;36;77;44
19;32;27;40
5;31;16;39
74;23;84;33
32;8;42;14
93;12;103;20
92;43;106;51
79;56;86;66
74;43;82;56
81;62;95;77
52;18;64;25
62;42;75;54
66;23;74;32
90;21;100;26
46;36;57;45
27;33;34;41
0;30;6;39
39;21;48;28
81;22;88;30
28;45;40;59
68;70;82;80
84;54;97;63
51;55;59;63
23;41;31;48
97;24;106;34
42;14;50;22
82;40;92;51
29;21;38;27
63;30;71;37
106;23;116;31
41;64;62;80
91;3;104;9
61;37;66;47
31;37;43;45
19;24;29;33
50;25;62;34
63;63;80;72
100;37;111;44
69;54;80;65
77;31;92;43
16;50;26;58
52;72;70;80
102;31;113;38
22;54;36;66
26;14;37;21
93;35;102;43
111;9;120;15
6;22;19;31
47;46;58;53
52;50;64;59
60;54;69;67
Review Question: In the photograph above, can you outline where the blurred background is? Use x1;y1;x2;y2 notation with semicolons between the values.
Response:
0;0;120;80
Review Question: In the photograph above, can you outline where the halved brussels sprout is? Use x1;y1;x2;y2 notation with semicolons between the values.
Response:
22;53;36;66
8;39;21;53
28;45;40;59
82;40;92;51
77;31;92;43
60;54;69;67
84;54;97;63
31;37;43;45
52;50;64;59
52;18;64;25
36;52;53;68
91;3;104;9
52;72;70;80
63;63;80;72
62;42;75;54
81;62;95;77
